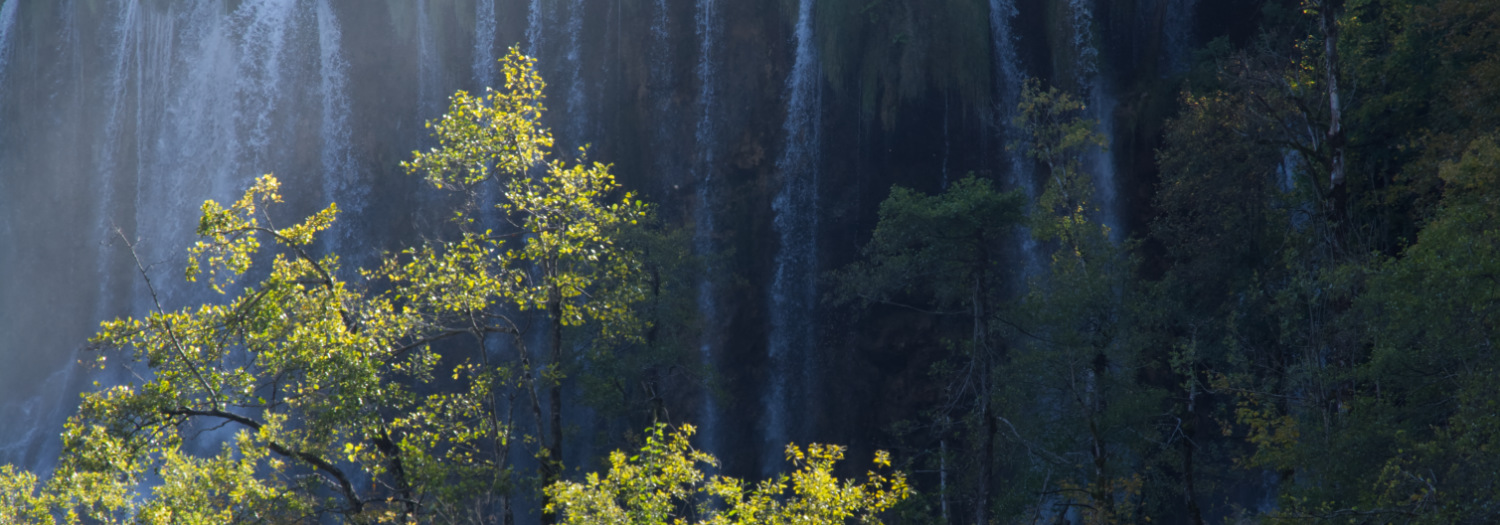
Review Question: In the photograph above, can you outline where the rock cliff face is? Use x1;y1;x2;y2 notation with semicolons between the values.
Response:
0;0;1249;478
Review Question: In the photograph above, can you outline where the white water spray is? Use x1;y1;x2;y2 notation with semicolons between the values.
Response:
563;0;588;146
136;0;285;279
0;0;18;90
316;0;361;263
526;0;544;58
767;0;821;474
692;0;722;455
649;0;677;175
989;0;1043;278
473;0;497;88
416;0;443;122
1162;0;1198;76
1067;0;1120;238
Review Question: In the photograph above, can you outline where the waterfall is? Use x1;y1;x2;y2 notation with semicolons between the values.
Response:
692;0;722;455
473;0;497;88
1067;0;1099;94
1162;0;1197;76
526;0;544;57
0;2;87;469
0;0;17;92
989;0;1042;278
0;0;16;248
767;0;821;474
317;0;360;262
472;0;505;233
652;0;671;57
1067;0;1120;237
988;0;1026;186
132;0;308;283
649;0;677;178
416;0;443;122
94;0;140;284
563;0;588;147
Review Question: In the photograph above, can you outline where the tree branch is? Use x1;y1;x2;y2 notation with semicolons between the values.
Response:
161;407;365;515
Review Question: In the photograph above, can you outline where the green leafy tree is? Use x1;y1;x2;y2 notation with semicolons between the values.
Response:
992;80;1161;524
546;424;910;525
832;174;1023;524
398;47;653;507
0;47;655;524
1345;136;1500;523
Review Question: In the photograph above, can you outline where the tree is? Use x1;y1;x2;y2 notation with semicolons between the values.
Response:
546;424;910;525
997;80;1157;524
1348;136;1500;523
398;47;653;514
0;47;655;524
832;174;1024;524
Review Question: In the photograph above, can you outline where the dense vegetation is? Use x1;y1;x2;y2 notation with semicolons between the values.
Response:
847;0;1500;522
4;0;1500;523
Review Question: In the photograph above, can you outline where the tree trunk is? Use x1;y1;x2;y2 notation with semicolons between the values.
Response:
940;438;950;524
1089;352;1113;523
973;275;993;525
1183;380;1204;525
541;295;565;525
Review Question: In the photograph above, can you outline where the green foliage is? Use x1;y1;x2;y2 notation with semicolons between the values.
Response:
1347;136;1500;522
68;172;503;522
546;424;910;525
833;174;1023;311
0;46;663;524
0;464;133;525
399;47;651;343
1014;79;1109;246
836;78;1158;524
995;79;1159;525
394;47;664;506
1135;1;1500;521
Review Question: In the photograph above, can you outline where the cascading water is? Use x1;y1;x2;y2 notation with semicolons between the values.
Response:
651;0;671;72
93;0;140;287
1161;0;1198;76
0;0;16;251
0;1;1204;505
562;0;588;148
767;0;821;475
472;0;505;233
1067;0;1121;237
648;0;680;183
135;0;298;278
473;0;497;88
989;0;1043;279
692;0;722;455
416;0;443;123
317;0;361;263
0;0;17;97
0;0;365;472
1068;0;1099;92
526;0;545;57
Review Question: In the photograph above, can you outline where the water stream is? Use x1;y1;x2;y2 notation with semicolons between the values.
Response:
988;0;1042;278
767;0;821;475
0;0;365;471
692;0;723;455
1162;0;1198;76
1067;0;1120;238
473;0;497;88
416;0;442;123
0;0;18;100
317;0;360;262
563;0;588;148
